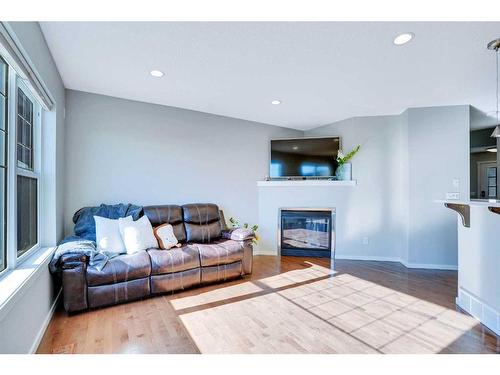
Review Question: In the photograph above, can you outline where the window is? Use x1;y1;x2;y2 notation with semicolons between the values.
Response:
0;53;42;273
15;83;40;258
17;87;34;170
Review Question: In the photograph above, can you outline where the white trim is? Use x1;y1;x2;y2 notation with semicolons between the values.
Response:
257;180;357;187
6;65;16;271
14;78;42;264
456;288;500;337
29;288;61;354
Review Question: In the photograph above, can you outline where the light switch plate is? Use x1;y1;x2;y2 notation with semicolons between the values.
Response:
446;192;460;200
452;179;460;189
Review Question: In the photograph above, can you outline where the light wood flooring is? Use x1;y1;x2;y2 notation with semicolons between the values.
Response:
37;256;500;354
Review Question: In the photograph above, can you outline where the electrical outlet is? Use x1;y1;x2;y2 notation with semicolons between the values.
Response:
446;192;460;200
362;236;369;245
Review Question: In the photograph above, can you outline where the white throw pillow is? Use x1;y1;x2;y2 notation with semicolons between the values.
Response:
153;223;179;250
94;215;133;255
119;215;158;254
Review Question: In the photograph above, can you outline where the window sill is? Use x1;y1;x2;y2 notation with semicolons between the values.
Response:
0;246;56;322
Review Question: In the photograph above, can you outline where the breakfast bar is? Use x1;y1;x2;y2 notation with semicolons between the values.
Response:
441;199;500;336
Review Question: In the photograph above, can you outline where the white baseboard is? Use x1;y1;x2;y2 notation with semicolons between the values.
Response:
254;252;458;271
335;254;402;263
402;261;458;271
333;254;458;270
456;288;500;337
254;249;278;256
29;288;61;354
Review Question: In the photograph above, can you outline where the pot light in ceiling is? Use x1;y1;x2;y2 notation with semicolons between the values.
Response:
271;100;281;105
393;33;414;45
150;70;164;78
292;146;299;150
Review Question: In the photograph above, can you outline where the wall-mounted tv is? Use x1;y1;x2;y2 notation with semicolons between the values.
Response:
270;137;340;178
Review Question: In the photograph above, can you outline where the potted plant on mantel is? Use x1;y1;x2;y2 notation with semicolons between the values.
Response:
336;145;360;181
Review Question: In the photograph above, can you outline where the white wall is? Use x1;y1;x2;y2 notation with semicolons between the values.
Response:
406;106;470;267
64;90;302;234
0;22;65;353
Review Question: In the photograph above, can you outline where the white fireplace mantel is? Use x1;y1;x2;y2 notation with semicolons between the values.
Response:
257;180;357;187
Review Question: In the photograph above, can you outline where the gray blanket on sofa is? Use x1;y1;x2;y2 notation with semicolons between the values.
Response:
49;203;143;273
49;240;113;273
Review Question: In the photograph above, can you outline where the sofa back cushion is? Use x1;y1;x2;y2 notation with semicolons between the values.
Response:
73;203;142;242
143;205;186;243
182;203;222;243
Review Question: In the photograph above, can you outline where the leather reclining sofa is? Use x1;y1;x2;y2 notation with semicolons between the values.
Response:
59;203;254;313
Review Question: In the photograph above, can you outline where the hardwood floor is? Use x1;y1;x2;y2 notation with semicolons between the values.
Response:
37;256;500;354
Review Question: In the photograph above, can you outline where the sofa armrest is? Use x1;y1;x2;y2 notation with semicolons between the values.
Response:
60;253;88;312
60;253;88;268
221;228;255;241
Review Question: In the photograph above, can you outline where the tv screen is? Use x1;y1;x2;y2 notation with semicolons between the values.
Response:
270;137;340;178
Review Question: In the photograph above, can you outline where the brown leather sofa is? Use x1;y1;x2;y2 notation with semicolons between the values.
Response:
59;203;254;313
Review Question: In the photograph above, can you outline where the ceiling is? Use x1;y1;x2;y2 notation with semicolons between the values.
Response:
40;22;500;130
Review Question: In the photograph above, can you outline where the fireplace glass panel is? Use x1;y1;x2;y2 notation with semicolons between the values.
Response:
280;209;333;257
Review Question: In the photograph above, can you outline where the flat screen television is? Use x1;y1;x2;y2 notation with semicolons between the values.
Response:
270;137;340;178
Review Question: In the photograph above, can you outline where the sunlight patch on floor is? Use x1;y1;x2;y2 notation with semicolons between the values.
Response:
169;281;263;311
175;263;482;353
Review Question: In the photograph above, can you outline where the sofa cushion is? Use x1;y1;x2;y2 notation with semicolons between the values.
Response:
190;239;245;267
182;203;222;243
94;215;132;254
88;277;150;309
150;268;201;294
143;205;186;243
147;246;201;275
201;261;243;284
86;251;151;286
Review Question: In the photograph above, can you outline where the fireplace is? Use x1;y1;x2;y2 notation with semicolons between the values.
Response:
278;208;335;258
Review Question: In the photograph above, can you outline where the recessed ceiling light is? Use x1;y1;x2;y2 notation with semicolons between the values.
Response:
271;100;281;105
393;33;414;46
292;146;299;150
150;70;164;77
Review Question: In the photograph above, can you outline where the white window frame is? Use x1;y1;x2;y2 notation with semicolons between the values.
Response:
5;67;42;270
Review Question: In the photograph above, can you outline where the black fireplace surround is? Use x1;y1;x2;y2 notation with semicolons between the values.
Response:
279;208;335;258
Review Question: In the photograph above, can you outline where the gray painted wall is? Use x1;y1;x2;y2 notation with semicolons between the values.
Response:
64;90;302;234
304;115;406;261
0;22;65;353
305;105;470;268
406;106;469;267
64;91;470;269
